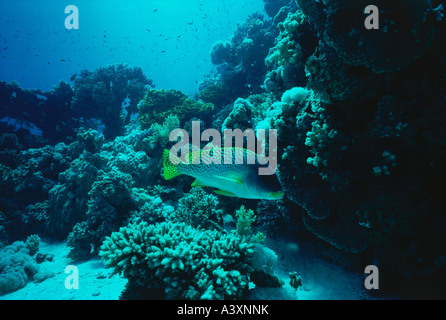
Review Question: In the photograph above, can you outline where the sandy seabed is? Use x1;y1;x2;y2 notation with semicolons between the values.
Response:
0;237;385;300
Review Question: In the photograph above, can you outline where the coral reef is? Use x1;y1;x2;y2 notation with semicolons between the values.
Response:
138;88;214;129
0;0;445;300
203;13;278;104
264;9;317;96
71;63;153;138
321;0;436;73
263;0;295;19
265;0;446;293
198;82;232;107
222;98;254;131
171;188;224;231
46;155;98;238
0;80;77;146
139;114;180;158
66;168;138;260
76;128;105;154
1;142;83;239
256;200;292;238
210;40;233;66
100;221;255;299
235;205;256;236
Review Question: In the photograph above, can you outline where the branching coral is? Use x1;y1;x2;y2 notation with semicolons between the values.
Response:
99;221;255;300
127;194;165;225
171;188;224;231
25;234;41;256
235;205;256;237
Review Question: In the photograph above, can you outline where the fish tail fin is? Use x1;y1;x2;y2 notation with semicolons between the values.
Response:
163;149;182;180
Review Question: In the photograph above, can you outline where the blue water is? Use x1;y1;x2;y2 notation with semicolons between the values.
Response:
0;0;263;94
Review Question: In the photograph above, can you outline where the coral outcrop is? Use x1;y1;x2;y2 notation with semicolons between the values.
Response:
138;88;214;129
100;221;255;299
71;63;153;138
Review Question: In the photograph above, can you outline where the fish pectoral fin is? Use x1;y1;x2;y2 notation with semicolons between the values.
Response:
191;179;206;187
214;174;244;185
213;189;238;197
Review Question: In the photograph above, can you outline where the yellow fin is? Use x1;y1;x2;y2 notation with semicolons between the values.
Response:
214;174;244;185
191;179;206;187
162;149;182;180
213;189;238;197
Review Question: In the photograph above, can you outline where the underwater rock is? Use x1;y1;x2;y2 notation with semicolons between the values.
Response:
322;0;436;73
0;241;39;296
35;252;54;264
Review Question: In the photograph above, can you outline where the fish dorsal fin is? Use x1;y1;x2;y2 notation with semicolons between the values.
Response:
213;189;238;197
191;179;206;187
